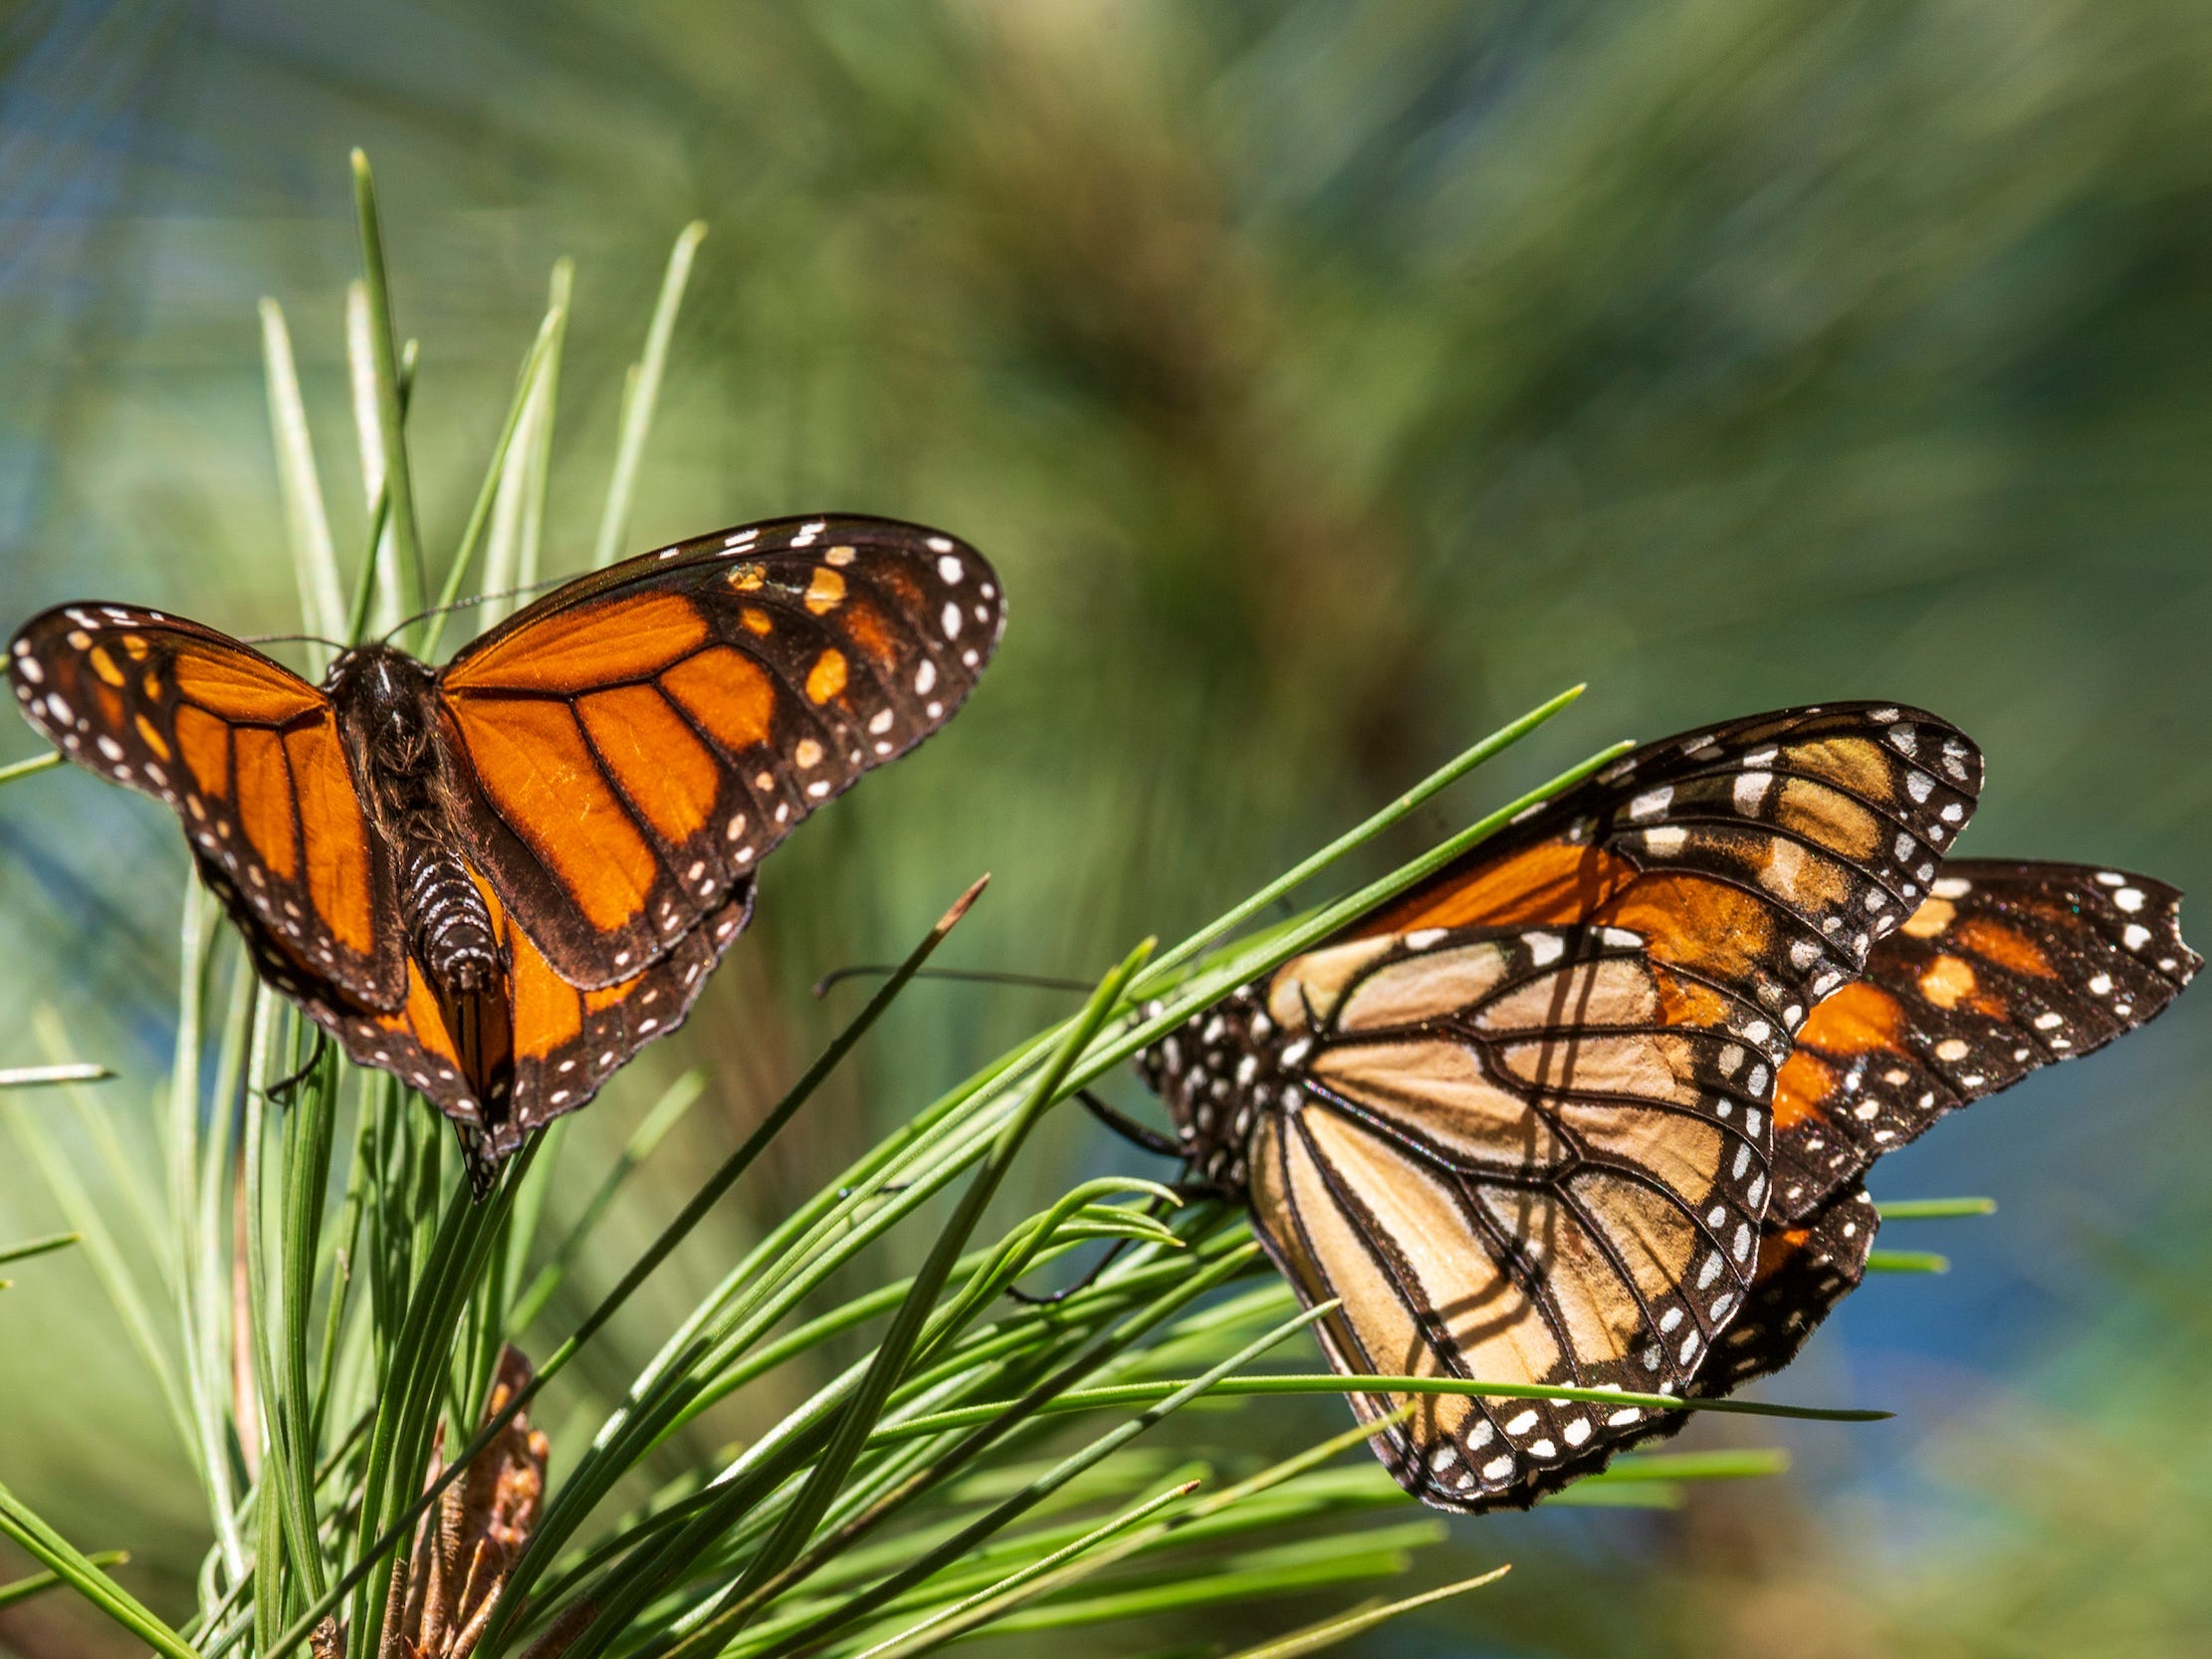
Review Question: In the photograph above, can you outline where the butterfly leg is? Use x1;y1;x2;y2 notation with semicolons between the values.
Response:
1003;1186;1199;1306
454;1123;505;1200
1077;1089;1185;1159
1005;1236;1139;1306
263;1027;332;1104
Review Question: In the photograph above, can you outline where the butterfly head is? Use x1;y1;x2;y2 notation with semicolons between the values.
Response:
326;642;443;773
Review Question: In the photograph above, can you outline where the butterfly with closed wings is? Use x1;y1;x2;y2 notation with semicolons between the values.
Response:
1129;704;2196;1510
10;515;1003;1190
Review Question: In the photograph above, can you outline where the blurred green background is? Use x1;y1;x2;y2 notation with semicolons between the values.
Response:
2;1;2208;1653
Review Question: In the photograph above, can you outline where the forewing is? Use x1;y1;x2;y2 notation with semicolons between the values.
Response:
1771;859;2199;1220
11;604;403;1010
1251;924;1774;1511
1358;703;1985;1045
437;515;1000;987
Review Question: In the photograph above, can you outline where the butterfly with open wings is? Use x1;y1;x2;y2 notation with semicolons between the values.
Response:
1130;704;2196;1510
10;515;1003;1190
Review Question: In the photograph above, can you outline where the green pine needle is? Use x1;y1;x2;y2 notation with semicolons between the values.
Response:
1867;1250;1951;1275
592;220;707;569
348;148;428;640
1217;1564;1513;1659
871;1375;1887;1444
1876;1197;1998;1219
0;1482;195;1659
0;1062;110;1089
0;752;64;788
0;1550;129;1611
0;1231;82;1268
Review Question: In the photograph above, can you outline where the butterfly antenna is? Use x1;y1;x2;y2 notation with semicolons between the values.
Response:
241;631;352;654
378;576;573;647
809;964;1100;998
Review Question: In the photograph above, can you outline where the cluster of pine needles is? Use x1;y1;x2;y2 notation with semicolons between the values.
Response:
0;153;1934;1658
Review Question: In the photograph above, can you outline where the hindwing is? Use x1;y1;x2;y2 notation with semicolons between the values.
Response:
1526;1185;1883;1493
328;867;757;1191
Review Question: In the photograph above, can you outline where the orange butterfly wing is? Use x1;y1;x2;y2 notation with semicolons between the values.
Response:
1771;859;2200;1220
336;864;755;1189
1514;860;2198;1491
436;516;1001;988
1359;704;1984;1016
9;605;406;1010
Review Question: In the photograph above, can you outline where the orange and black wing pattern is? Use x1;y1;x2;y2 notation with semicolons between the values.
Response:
1148;704;1984;1511
9;605;405;1010
1358;702;1985;1022
436;515;1001;988
1771;860;2200;1220
1504;858;2196;1492
9;518;1004;1185
332;870;757;1184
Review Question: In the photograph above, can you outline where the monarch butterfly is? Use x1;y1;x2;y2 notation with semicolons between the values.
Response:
10;515;1002;1189
1131;705;2197;1510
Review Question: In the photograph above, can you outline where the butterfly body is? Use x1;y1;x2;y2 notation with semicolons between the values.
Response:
327;644;499;999
13;515;1003;1188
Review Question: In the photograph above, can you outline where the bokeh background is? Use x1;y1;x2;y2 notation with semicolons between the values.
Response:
3;1;2209;1654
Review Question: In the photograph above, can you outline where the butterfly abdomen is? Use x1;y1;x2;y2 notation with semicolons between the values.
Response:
398;844;499;992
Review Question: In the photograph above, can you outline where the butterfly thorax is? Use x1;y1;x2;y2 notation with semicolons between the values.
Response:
1136;988;1290;1194
327;646;501;1001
